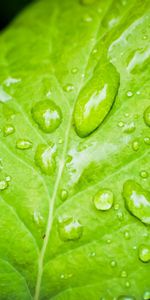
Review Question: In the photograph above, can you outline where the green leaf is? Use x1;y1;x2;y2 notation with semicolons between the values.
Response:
0;0;150;299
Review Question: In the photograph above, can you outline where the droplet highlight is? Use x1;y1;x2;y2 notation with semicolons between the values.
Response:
93;189;114;211
3;125;15;136
35;143;56;175
138;245;150;263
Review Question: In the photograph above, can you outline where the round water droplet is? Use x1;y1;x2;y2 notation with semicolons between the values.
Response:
16;139;32;150
138;245;150;263
107;239;111;244
5;176;11;182
117;296;135;300
35;143;56;175
3;125;15;136
83;15;93;22
132;140;139;151
80;0;96;5
93;189;114;211
144;106;150;127
63;84;74;92
136;91;140;95
110;260;117;268
92;48;98;55
144;136;150;145
71;67;78;74
143;291;150;300
58;216;83;241
121;270;127;278
140;170;148;179
60;189;68;201
125;281;130;288
0;180;8;191
32;100;62;133
123;122;135;134
123;180;150;225
143;34;148;40
124;231;130;239
58;138;63;144
118;121;124;128
127;91;133;97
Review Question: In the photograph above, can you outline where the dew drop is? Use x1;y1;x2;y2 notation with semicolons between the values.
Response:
16;139;32;150
143;291;150;300
118;121;124;128
117;211;124;220
123;122;135;134
63;84;74;92
83;15;93;23
117;296;135;300
125;281;130;288
132;140;139;151
110;260;117;268
127;91;133;97
107;239;111;244
144;136;150;145
58;216;83;241
35;143;56;175
3;125;15;136
121;270;127;278
124;231;130;239
93;189;114;211
144;106;150;127
0;180;8;191
60;189;68;201
114;203;119;210
140;170;148;179
123;180;150;225
138;244;150;263
71;67;78;74
33;211;44;227
92;48;98;55
74;61;119;137
32;100;62;133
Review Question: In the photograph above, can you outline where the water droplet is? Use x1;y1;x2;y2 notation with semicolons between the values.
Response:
123;180;150;225
123;122;136;134
138;245;150;263
117;211;124;220
144;136;150;145
33;211;44;226
80;0;96;5
127;91;133;97
89;251;96;257
92;48;98;55
114;203;119;210
58;138;63;144
71;67;78;74
3;125;15;136
60;189;68;201
83;15;93;22
5;176;11;182
125;281;130;288
110;260;117;268
143;34;148;40
93;189;114;211
16;139;32;150
140;170;148;179
58;216;83;241
63;84;74;92
144;106;150;127
32;100;62;133
121;270;127;278
143;291;150;300
4;77;21;87
117;296;135;300
0;180;8;191
118;121;124;128
124;231;130;239
107;239;111;244
74;61;119;137
132;140;139;151
136;91;140;95
35;143;56;175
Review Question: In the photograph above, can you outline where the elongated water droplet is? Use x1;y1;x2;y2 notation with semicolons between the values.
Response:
143;291;150;300
71;67;78;74
16;139;32;150
3;125;15;136
60;189;68;201
138;245;150;263
93;189;114;211
125;281;130;288
140;170;148;179
132;140;139;151
124;231;130;239
144;106;150;127
0;180;8;191
63;84;74;92
32;100;62;133
58;216;83;241
35;143;56;175
74;61;119;137
123;180;150;225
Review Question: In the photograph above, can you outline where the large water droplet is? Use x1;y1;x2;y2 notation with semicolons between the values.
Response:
123;180;150;225
16;139;32;150
144;106;150;127
3;125;15;136
35;143;56;175
74;61;119;137
138;245;150;263
143;291;150;300
32;100;62;133
93;189;114;211
58;216;83;241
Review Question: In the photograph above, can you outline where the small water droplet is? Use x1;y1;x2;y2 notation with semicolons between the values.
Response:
0;180;8;191
107;239;111;244
117;211;124;220
83;14;93;22
93;189;114;211
58;138;63;144
144;106;150;127
33;211;44;226
71;67;78;74
127;91;133;97
58;216;83;241
60;274;65;279
89;251;96;257
143;34;148;40
124;231;130;239
5;176;11;182
144;136;150;145
60;189;68;201
32;100;62;133
92;48;98;55
118;121;124;128
3;125;15;136
63;84;74;92
143;291;150;300
114;203;119;210
138;245;150;263
35;143;56;175
110;260;117;268
121;270;127;278
123;122;136;134
136;91;140;95
140;170;148;179
16;139;32;150
125;281;130;288
117;296;135;300
132;140;139;151
123;180;150;225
